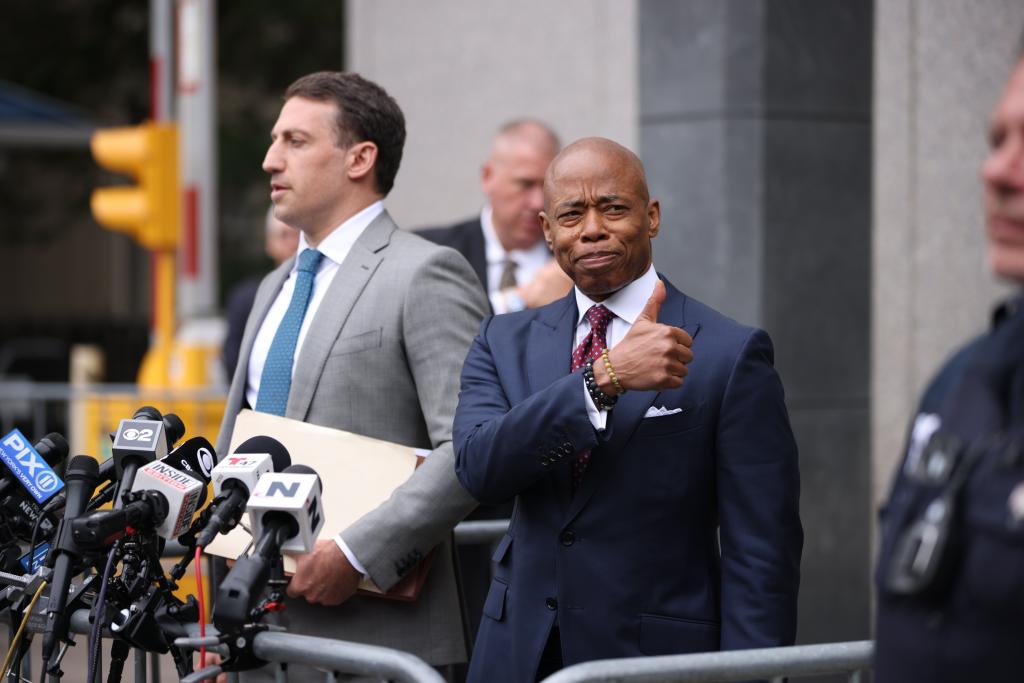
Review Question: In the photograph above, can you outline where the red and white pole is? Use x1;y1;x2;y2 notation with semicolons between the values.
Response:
176;0;218;318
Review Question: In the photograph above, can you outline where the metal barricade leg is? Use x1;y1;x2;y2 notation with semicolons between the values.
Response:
134;648;146;683
150;652;160;683
19;646;30;683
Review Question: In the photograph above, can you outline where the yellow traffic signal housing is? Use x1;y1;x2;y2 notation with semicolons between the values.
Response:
90;123;179;251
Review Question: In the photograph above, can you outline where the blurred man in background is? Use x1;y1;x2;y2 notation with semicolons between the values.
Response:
419;119;571;646
874;49;1024;683
221;208;300;378
419;119;571;313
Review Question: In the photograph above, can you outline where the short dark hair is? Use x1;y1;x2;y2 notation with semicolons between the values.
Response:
284;71;406;196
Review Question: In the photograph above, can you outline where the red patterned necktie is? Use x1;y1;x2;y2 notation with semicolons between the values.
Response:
571;304;614;488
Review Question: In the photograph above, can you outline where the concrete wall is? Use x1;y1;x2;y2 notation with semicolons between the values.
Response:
871;0;1023;511
345;0;639;231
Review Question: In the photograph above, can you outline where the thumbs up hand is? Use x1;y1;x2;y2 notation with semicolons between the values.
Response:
593;280;694;394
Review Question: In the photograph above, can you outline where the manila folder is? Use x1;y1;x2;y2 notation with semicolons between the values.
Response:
204;409;434;600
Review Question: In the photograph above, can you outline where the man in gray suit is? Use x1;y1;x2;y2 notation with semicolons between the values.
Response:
215;71;487;675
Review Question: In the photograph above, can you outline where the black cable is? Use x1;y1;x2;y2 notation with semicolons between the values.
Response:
106;640;130;683
28;508;57;572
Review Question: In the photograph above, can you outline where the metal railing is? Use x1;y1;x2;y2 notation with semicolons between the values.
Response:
60;610;446;683
0;381;228;437
453;519;509;545
540;641;874;683
179;631;447;683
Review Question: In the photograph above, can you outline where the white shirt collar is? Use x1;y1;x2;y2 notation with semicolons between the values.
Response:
294;200;385;268
480;204;550;266
573;264;659;326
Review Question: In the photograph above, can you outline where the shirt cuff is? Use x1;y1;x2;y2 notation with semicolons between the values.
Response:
334;535;369;578
583;378;609;430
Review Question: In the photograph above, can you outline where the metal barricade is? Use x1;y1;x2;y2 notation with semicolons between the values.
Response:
58;610;446;683
539;640;874;683
452;519;509;545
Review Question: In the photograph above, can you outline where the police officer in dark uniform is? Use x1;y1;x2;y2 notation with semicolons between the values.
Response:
875;52;1024;682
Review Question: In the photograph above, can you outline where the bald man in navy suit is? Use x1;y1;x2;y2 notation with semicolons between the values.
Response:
454;137;803;682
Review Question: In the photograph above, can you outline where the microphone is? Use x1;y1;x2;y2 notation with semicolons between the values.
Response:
110;407;185;506
214;464;324;628
247;464;324;555
195;436;291;548
0;432;69;545
24;434;77;513
0;429;67;505
70;437;215;548
42;455;100;664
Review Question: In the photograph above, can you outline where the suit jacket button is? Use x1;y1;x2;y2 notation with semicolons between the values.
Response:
545;597;558;611
560;530;576;546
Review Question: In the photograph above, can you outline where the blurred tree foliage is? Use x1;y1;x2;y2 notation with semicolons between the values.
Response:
0;0;342;301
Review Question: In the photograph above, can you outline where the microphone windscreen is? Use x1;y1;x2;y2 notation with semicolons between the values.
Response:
35;433;69;466
162;413;185;448
133;406;162;421
235;436;292;472
281;463;321;488
164;436;216;485
66;455;99;482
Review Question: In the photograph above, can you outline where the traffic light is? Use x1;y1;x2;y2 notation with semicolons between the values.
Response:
90;122;179;251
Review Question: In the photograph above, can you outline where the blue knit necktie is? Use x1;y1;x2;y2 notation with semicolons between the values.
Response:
255;248;324;416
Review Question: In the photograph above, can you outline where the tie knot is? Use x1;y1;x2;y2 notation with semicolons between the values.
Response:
297;248;323;274
585;304;613;334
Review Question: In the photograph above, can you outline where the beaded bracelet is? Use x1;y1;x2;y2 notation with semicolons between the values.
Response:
583;359;618;409
601;348;625;395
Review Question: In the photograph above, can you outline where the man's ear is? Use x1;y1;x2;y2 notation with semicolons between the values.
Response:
647;199;661;238
540;211;554;249
480;160;495;194
347;141;379;183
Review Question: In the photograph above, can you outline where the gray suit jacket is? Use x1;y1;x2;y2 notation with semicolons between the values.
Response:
216;210;487;665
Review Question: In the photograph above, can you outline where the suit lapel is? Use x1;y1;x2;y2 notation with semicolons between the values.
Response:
526;291;577;395
286;212;394;421
230;261;291;403
467;219;488;297
565;277;701;522
219;261;292;451
525;292;577;513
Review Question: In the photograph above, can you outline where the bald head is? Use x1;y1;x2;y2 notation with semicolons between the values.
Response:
543;137;649;213
482;119;560;251
492;119;560;159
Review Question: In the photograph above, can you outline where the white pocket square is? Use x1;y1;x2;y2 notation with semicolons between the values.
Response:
644;406;683;418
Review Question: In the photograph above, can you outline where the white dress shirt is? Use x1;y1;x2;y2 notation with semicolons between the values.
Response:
480;205;551;313
573;265;659;430
245;199;384;577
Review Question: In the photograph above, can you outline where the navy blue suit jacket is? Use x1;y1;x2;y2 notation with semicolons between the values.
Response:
454;278;802;682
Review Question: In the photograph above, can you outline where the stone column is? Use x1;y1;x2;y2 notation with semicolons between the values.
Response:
639;0;873;644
